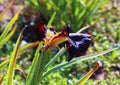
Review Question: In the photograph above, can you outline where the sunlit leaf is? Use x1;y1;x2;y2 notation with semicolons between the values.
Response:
80;0;86;7
26;42;43;85
0;24;16;47
47;12;56;28
0;59;10;69
6;28;24;85
0;11;19;42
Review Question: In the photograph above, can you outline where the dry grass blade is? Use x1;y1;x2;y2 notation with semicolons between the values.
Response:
0;0;16;20
77;24;96;33
0;77;3;85
18;41;39;55
76;62;100;85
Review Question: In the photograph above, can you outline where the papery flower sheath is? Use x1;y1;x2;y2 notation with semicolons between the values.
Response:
66;33;91;61
46;29;68;50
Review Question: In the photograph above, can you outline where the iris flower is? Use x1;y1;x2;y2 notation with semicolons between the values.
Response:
66;33;91;61
35;23;91;61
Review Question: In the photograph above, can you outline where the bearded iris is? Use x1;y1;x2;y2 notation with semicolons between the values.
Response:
35;23;91;61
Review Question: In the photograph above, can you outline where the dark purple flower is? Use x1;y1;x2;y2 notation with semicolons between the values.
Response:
66;32;91;61
35;23;91;61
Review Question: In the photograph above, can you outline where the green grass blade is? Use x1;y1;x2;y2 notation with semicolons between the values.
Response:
33;51;46;85
0;59;10;69
80;0;86;7
28;0;38;7
0;0;16;20
0;24;16;47
0;11;19;42
86;0;101;22
42;48;118;79
45;47;66;68
47;12;56;28
6;28;24;85
26;42;43;85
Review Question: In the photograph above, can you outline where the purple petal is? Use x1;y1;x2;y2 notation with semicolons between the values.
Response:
66;33;91;61
69;33;91;41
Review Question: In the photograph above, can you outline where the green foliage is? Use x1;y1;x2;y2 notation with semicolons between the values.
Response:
0;11;19;48
26;42;43;85
0;0;120;85
42;48;118;79
47;12;56;28
26;0;109;32
0;24;16;47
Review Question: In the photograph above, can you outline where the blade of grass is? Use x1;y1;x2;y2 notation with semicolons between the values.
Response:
45;47;66;68
77;24;96;33
0;0;16;20
76;62;100;85
28;0;38;7
47;12;56;28
0;24;16;47
0;77;3;85
33;51;47;85
26;47;45;85
6;28;24;85
86;0;101;22
0;11;19;42
42;47;118;79
79;0;86;7
18;41;39;55
26;42;43;85
0;59;10;69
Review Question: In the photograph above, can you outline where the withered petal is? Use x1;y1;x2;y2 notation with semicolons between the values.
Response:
35;22;47;41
